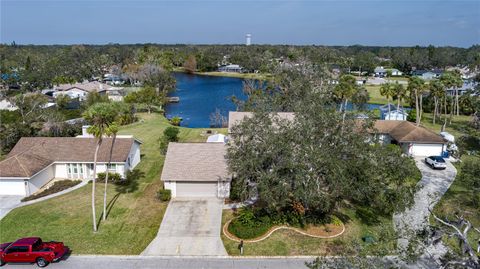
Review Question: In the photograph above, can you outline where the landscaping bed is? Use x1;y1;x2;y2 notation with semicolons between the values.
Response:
221;208;397;256
21;180;81;202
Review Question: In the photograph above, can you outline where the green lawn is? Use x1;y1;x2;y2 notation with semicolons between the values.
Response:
419;113;473;138
221;207;397;256
365;85;409;106
0;113;222;254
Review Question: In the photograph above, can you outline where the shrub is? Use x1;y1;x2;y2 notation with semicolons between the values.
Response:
163;127;180;142
97;172;122;183
228;208;273;239
157;189;171;201
21;180;81;202
170;116;182;126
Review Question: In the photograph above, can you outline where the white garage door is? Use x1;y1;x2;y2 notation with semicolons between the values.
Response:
176;182;218;197
0;180;26;196
411;144;444;157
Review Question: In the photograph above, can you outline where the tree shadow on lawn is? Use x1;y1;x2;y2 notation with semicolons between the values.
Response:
115;169;145;194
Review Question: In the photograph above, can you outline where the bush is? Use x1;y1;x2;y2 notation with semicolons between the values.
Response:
97;172;122;183
228;208;273;239
170;116;182;126
163;127;179;142
157;189;171;201
21;180;81;202
407;109;416;122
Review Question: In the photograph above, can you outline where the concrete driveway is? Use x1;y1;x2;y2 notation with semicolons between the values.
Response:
0;195;22;220
142;198;227;256
393;156;457;261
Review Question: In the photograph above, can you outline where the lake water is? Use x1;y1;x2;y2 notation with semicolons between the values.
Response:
165;73;247;128
165;73;393;128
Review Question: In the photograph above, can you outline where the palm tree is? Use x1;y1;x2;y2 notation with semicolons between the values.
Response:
334;75;358;123
429;80;445;125
103;122;119;221
407;77;425;126
83;103;119;232
392;82;407;113
440;72;463;122
380;83;394;116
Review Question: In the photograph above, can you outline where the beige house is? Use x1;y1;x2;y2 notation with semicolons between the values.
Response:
53;81;124;101
0;136;141;196
161;143;230;198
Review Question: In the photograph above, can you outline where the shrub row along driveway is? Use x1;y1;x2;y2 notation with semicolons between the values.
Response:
142;198;227;256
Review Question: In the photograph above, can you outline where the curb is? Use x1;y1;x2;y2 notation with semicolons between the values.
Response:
222;218;345;243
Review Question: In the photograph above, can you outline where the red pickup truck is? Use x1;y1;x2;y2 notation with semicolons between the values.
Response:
0;237;69;267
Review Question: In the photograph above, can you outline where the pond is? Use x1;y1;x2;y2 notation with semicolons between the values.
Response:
165;72;247;128
165;73;399;128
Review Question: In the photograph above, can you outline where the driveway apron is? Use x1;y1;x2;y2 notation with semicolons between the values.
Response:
0;195;22;220
142;198;227;256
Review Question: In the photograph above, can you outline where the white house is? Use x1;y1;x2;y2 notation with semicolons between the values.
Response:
52;81;124;101
374;66;387;77
379;104;408;121
161;143;230;198
0;136;142;196
388;68;403;76
373;120;446;156
218;64;243;73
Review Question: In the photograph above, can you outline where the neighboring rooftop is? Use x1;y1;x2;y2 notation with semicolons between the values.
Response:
161;143;229;182
0;137;140;178
373;120;446;143
228;111;295;132
54;81;117;93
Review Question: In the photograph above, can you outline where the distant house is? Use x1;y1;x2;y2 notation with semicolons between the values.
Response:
52;81;124;101
411;70;443;80
161;143;230;198
446;81;477;96
374;66;387;77
0;135;142;196
379;104;408;121
372;120;446;156
388;68;403;76
218;64;243;73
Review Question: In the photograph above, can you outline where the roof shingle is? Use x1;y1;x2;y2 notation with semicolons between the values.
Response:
0;137;137;178
161;143;229;182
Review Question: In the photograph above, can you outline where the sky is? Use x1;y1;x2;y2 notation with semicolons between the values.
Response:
1;0;479;47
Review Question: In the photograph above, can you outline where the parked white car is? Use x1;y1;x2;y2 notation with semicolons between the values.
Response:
425;156;447;170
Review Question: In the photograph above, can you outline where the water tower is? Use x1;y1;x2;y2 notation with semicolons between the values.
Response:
245;34;251;46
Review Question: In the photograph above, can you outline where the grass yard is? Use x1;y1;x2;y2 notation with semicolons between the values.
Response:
365;85;409;106
0;113;222;254
420;113;473;138
221;207;397;256
431;155;480;255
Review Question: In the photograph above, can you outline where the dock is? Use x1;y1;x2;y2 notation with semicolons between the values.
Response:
167;97;180;103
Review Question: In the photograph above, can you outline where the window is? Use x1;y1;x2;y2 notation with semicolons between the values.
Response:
6;246;29;253
107;164;117;172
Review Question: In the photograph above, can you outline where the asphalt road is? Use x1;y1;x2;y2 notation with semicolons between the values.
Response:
3;256;314;269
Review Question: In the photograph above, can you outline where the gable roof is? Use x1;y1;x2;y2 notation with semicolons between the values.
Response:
0;137;139;178
228;111;295;133
54;81;113;93
161;143;229;182
373;120;445;144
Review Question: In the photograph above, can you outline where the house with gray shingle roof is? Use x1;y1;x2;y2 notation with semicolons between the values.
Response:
0;135;142;196
161;143;231;198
